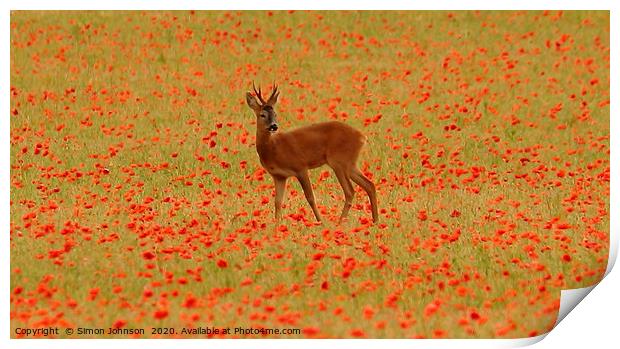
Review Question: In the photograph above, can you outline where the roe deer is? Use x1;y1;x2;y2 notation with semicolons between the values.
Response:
245;82;378;223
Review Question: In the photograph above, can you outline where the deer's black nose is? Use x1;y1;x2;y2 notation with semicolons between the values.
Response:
268;124;278;132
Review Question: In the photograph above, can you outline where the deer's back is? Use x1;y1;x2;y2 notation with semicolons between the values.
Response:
269;121;365;172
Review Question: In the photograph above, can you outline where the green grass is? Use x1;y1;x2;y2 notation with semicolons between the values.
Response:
10;10;609;339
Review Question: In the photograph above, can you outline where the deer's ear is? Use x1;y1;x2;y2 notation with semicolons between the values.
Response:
246;92;261;111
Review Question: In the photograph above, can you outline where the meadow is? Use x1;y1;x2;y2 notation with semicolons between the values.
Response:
10;11;610;338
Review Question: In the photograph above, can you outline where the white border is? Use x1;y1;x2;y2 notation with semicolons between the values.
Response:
3;1;617;349
0;0;617;11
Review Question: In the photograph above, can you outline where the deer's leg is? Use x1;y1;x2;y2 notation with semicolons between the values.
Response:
333;167;354;223
296;171;322;222
273;175;287;221
350;167;378;223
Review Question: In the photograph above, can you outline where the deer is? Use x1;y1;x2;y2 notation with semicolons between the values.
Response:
245;82;378;224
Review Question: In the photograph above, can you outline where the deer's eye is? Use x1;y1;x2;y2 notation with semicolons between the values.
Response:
260;113;267;118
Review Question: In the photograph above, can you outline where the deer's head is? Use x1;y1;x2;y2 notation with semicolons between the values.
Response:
246;82;280;133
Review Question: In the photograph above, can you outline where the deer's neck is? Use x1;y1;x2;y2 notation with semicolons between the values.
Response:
255;128;274;162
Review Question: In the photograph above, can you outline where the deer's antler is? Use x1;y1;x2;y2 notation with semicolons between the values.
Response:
252;81;267;105
266;82;279;106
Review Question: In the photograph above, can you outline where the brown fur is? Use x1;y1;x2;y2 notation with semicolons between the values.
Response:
246;85;378;223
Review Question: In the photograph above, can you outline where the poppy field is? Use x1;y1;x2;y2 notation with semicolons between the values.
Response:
9;11;610;338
